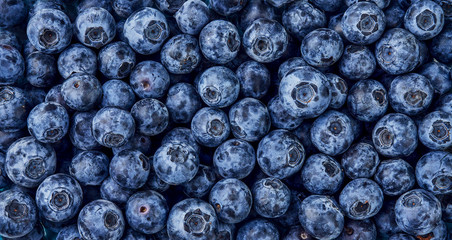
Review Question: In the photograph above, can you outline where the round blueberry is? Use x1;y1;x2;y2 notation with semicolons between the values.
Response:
347;79;388;122
418;61;452;95
126;190;168;234
0;0;26;28
341;142;380;179
0;44;24;86
56;224;83;240
27;102;69;143
196;66;240;108
236;61;271;99
99;41;136;79
161;127;200;154
0;86;31;132
69;151;109;186
301;153;344;195
175;0;210;35
326;73;348;109
229;98;271;142
191;107;230;148
339;45;377;81
268;96;303;130
130;60;170;99
69;111;101;150
340;219;377;240
78;200;125;240
75;7;116;49
131;98;169;136
374;159;416;196
237;219;280;240
210;0;247;16
61;74;102;112
213;139;256;179
165;83;202;124
404;0;445;40
182;164;216;198
101;80;136;110
161;34;201;74
199;20;240;64
110;150;150;189
26;52;57;88
100;177;135;206
282;1;327;41
415;151;452;195
430;23;452;64
92;107;136;148
252;177;290;218
0;190;37;238
57;43;97;79
418;111;452;150
301;28;344;68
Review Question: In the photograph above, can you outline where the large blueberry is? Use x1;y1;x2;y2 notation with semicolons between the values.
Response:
92;107;136;148
131;98;169;136
374;159;416;196
27;102;69;143
415;151;452;195
199;20;240;64
301;153;344;195
191;107;230;147
78;200;125;240
75;7;116;49
229;98;271;142
0;190;37;238
161;34;201;74
110;150;150;189
347;79;388;122
126;190;168;234
213;139;255;179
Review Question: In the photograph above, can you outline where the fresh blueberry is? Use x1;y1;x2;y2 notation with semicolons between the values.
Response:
191;107;230;147
420;220;448;240
110;150;150;189
92;107;136;148
69;111;101;150
99;41;136;79
418;111;452;150
25;52;57;88
267;0;292;7
113;0;154;18
418;61;451;95
161;127;200;154
0;190;37;238
182;164;217;198
209;0;247;16
75;7;116;49
374;159;416;196
0;44;24;86
101;80;136;110
161;34;201;74
175;0;210;35
282;1;327;41
283;225;314;240
347;79;388;122
236;61;270;99
437;93;452;113
196;66;240;108
278;57;308;81
131;98;169;136
130;60;170;99
56;224;83;240
199;20;240;65
121;228;147;240
404;0;445;40
213;139;255;179
301;28;344;68
229;98;271;142
0;153;10;189
216;222;236;240
385;0;406;27
339;45;377;81
165;83;202;124
340;219;377;240
268;96;303;130
57;43;97;79
341;142;380;179
61;73;102;111
27;102;69;144
301;153;344;194
146;165;170;193
154;0;186;13
0;30;21;51
415;151;452;195
389;233;417;240
69;150;109;186
0;87;31;132
325;73;348;109
126;190;168;234
373;200;402;236
252;177;290;218
240;0;276;31
112;133;152;156
0;0;26;28
100;177;135;206
237;219;280;240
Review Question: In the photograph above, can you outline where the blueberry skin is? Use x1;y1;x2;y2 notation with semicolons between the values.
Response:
113;0;154;18
0;87;31;132
418;111;452;150
209;178;252;223
404;0;445;40
416;151;452;195
310;110;355;156
161;34;202;74
278;57;308;81
0;129;26;154
6;137;56;188
78;200;125;240
175;0;210;35
121;228;147;240
146;165;170;193
389;73;434;116
101;80;136;110
311;0;342;11
252;178;290;218
301;154;344;195
182;164;216;197
237;219;280;240
56;224;82;240
385;0;406;27
27;102;69;144
229;98;271;142
0;190;37;238
301;28;344;68
100;177;135;206
123;8;169;55
69;150;109;186
0;30;21;51
437;93;452;113
342;2;386;45
268;96;303;130
372;113;418;158
347;79;388;122
374;159;416;196
373;200;402;236
165;83;202;124
395;189;442;235
210;0;247;16
240;0;276;31
423;220;448;240
99;41;136;79
161;127;200;154
0;0;26;28
0;45;24;86
339;45;377;81
153;141;199;185
340;219;377;240
167;198;218;240
299;195;344;240
191;107;230;147
130;61;170;100
75;7;116;49
279;66;331;119
325;73;348;109
282;1;327;41
199;20;240;65
196;66;240;108
418;61;451;95
69;111;101;150
283;225;315;240
216;222;236;240
92;107;136;148
213;139;255;179
375;28;421;75
110;150;150;189
57;43;97;79
389;233;417;240
257;130;306;179
25;52;57;88
126;190;168;234
0;153;11;188
61;74;102;112
341;142;380;179
236;61;270;99
345;0;391;8
131;98;169;136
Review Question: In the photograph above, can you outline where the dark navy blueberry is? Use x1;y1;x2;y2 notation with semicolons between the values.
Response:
430;25;452;64
130;61;170;99
175;0;210;35
0;87;31;132
385;1;406;27
126;190;168;234
257;130;305;179
161;127;200;154
25;88;47;109
347;79;388;122
415;151;452;195
268;96;303;130
237;219;280;240
311;0;342;11
299;195;344;240
167;198;218;240
57;43;97;79
345;0;391;8
373;200;402;236
5;136;56;188
0;30;21;51
25;52;57;88
0;153;10;189
229;98;271;142
27;102;69;144
0;190;37;238
77;0;114;13
182;164;216;197
131;98;169;136
395;189;442;235
100;177;135;206
30;0;68;17
153;141;199;185
0;129;26;154
199;20;240;65
210;0;247;16
78;199;125;240
421;220;448;240
372;113;418;157
146;165;170;193
374;159;416;196
216;222;236;240
301;28;344;68
0;44;24;86
418;61;452;95
191;107;230;147
61;74;102;112
404;0;445;40
389;233;416;240
112;133;152;156
418;111;452;150
240;0;276;31
75;7;116;49
325;73;348;109
110;150;150;189
99;41;136;79
301;153;344;194
161;34;201;74
282;1;326;41
165;83;202;124
70;151;109;186
101;80;136;110
214;139;255;179
252;177;290;218
278;57;308;81
341;142;380;179
113;0;154;18
283;225;314;240
339;178;384;220
437;93;452;113
341;219;377;240
56;224;82;240
0;0;26;28
123;8;169;55
69;111;101;150
236;61;270;99
243;18;288;63
339;45;377;81
209;178;252;223
92;107;135;148
154;0;186;13
310;110;355;156
196;66;240;108
121;228;147;240
35;173;83;222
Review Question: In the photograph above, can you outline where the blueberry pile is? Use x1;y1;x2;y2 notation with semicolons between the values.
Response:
0;0;451;239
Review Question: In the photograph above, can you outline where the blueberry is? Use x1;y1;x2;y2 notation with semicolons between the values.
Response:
257;130;306;179
373;200;402;236
199;20;240;65
267;0;292;8
415;151;452;195
123;8;169;55
372;113;418;157
146;165;170;193
61;74;102;112
240;0;276;31
395;189;442;235
121;228;147;240
418;111;452;150
389;233;417;240
69;150;109;186
113;0;154;18
126;190;168;234
161;127;200;154
283;225;314;240
0;30;21;51
75;7;116;49
167;198;218;240
196;66;240;108
113;133;152;156
78;199;125;240
0;44;24;86
216;222;236;240
416;220;448;240
268;96;303;130
165;83;202;124
0;153;11;189
339;178;384;220
325;73;348;109
374;159;416;196
175;0;210;35
56;224;83;240
213;139;255;179
0;129;26;154
130;60;170;99
340;219;377;240
347;79;388;122
385;0;406;27
419;61;451;95
282;2;327;41
0;87;31;132
209;0;247;16
101;80;136;110
299;195;344;240
99;41;136;79
27;9;72;54
57;43;97;79
0;0;26;28
346;0;391;8
154;0;186;13
229;98;271;142
339;45;377;81
237;219;280;240
437;93;452;113
341;142;380;179
191;107;230;147
100;177;135;206
131;98;169;136
27;102;69;143
182;164;216;197
110;150;150;189
252;177;290;218
301;153;344;194
301;28;344;68
69;111;101;150
404;0;445;40
93;107;136;148
161;34;201;74
276;190;306;227
0;190;37;238
236;61;271;99
25;52;57;88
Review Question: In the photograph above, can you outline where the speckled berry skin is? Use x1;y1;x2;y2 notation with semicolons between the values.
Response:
0;0;26;28
99;41;136;79
430;25;452;64
56;224;83;240
113;134;151;156
257;130;306;179
237;219;280;240
92;107;136;148
25;52;57;88
0;30;21;51
162;127;200;154
27;9;72;54
61;74;102;112
182;164;216;197
75;7;116;49
374;159;416;196
268;96;303;131
131;98;169;137
110;150;150;189
35;174;83;222
374;200;402;236
340;219;377;240
395;189;441;235
236;61;270;99
214;139;255;179
123;8;169;55
299;195;344;240
165;83;202;124
252;178;290;218
175;0;210;35
347;79;388;122
130;60;170;99
57;44;97;79
241;0;276;33
0;153;10;189
69;151;109;186
0;87;31;132
0;190;37;238
404;0;444;40
167;198;218;240
210;0;247;16
6;137;56;188
301;28;344;68
325;73;348;109
283;225;314;240
101;80;136;110
161;34;201;74
283;2;326;41
341;142;380;179
27;102;69;144
339;45;377;81
415;151;452;195
191;107;230;147
301;153;344;195
437;93;452;113
196;66;240;108
126;190;168;234
215;222;236;240
112;0;153;18
389;233;417;240
418;61;451;95
372;113;418;158
69;111;101;150
100;177;135;206
278;57;308;80
0;45;24;86
78;199;125;240
229;98;270;142
199;20;240;65
418;111;452;150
